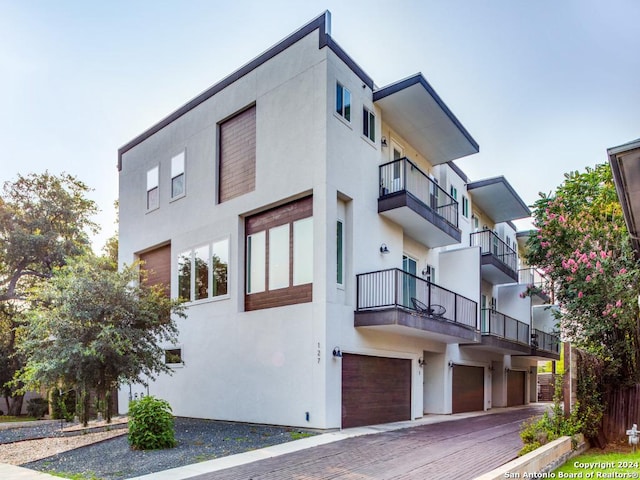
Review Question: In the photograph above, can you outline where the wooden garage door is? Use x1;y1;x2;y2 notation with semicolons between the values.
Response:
452;365;484;413
507;370;526;407
342;354;411;428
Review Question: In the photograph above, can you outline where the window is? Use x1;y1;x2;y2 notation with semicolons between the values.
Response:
146;166;159;211
362;107;375;142
164;348;183;365
449;185;458;201
178;238;229;302
336;82;351;121
462;195;469;218
171;151;185;199
337;220;344;285
472;213;479;230
245;196;313;311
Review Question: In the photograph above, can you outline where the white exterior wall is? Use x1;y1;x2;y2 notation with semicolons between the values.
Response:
118;30;333;428
532;304;559;333
496;284;531;324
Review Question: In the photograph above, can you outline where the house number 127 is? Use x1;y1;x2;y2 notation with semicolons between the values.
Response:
317;342;321;363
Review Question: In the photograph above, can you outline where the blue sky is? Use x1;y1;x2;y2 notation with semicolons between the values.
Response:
2;0;639;249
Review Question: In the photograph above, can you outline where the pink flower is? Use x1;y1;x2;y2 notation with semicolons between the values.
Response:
616;300;622;307
586;275;592;282
589;251;597;259
600;251;607;259
620;268;627;275
578;291;583;299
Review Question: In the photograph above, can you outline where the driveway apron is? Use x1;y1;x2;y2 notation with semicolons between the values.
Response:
187;404;546;480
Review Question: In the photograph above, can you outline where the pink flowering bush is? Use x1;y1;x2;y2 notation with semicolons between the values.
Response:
524;164;640;385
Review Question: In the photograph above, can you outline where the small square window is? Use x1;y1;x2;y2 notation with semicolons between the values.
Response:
165;348;182;365
363;107;375;142
147;166;159;211
171;152;185;199
336;82;351;122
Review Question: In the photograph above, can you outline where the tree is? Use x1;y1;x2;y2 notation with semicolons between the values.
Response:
16;254;186;425
0;172;97;415
524;163;640;385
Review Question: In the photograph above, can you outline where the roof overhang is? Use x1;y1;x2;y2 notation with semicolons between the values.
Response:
373;74;479;165
608;138;640;255
467;176;531;223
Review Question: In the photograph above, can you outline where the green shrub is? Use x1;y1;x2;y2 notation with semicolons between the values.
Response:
50;388;76;421
26;397;49;419
128;396;176;450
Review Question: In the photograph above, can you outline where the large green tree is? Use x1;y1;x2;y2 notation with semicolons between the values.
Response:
0;172;97;415
16;254;185;425
525;163;640;385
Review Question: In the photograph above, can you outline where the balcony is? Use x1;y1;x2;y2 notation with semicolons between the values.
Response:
518;267;553;303
531;328;561;360
477;308;532;355
355;268;480;343
378;158;461;248
470;230;518;284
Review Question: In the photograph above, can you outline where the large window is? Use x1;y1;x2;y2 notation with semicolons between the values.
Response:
362;107;375;142
146;166;159;211
245;197;313;311
336;82;351;122
171;151;185;199
178;238;229;302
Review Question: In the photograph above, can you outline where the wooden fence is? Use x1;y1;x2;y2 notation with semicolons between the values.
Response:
603;385;640;441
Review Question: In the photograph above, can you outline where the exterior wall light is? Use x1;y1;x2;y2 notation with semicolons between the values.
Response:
418;358;425;367
381;136;388;147
380;243;390;254
332;347;343;357
448;361;454;368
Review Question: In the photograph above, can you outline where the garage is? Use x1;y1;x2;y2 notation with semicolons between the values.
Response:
452;365;484;413
342;354;411;428
507;370;526;407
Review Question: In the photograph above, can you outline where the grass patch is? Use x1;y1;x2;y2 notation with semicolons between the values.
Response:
290;431;314;440
45;471;103;480
554;450;640;476
0;416;38;423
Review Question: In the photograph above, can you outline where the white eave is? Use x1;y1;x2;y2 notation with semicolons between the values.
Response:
467;176;531;223
373;73;479;165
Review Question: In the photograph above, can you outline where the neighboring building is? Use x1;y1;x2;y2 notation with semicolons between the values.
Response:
609;138;640;255
117;11;560;429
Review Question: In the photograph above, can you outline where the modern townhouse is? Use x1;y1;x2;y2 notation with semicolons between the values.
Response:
117;11;560;430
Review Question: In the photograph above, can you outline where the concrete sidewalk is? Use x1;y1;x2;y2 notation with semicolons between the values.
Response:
0;405;548;480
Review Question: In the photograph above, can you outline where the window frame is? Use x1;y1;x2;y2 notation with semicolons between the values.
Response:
362;106;375;143
449;185;458;201
178;237;230;304
336;82;351;122
146;166;159;212
336;219;344;287
462;195;469;218
164;347;184;367
170;151;186;200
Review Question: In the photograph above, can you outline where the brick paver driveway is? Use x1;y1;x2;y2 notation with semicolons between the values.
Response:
188;404;547;480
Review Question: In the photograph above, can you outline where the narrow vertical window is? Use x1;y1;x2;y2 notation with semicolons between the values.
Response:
146;166;159;211
178;251;191;300
336;82;351;121
336;220;344;285
269;224;290;290
462;196;469;218
171;152;185;199
363;107;375;142
247;231;266;294
293;217;313;285
212;239;228;297
194;245;209;300
449;185;458;201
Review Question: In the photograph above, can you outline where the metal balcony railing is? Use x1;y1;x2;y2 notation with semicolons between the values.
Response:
356;268;477;330
379;157;459;227
519;267;554;302
532;328;560;354
480;308;530;345
470;230;517;272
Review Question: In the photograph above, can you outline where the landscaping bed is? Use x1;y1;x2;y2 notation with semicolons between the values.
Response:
2;417;317;480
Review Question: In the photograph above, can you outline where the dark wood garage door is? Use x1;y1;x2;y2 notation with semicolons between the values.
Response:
452;365;484;413
342;354;411;428
507;370;526;407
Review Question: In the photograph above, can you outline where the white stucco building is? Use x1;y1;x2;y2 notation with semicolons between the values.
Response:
117;11;559;429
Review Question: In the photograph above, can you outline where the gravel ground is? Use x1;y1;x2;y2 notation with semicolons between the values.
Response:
10;418;317;480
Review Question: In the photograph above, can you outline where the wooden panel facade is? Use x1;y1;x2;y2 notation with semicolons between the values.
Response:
139;243;171;297
341;353;411;428
245;196;313;311
219;106;256;203
452;365;484;413
507;370;526;407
